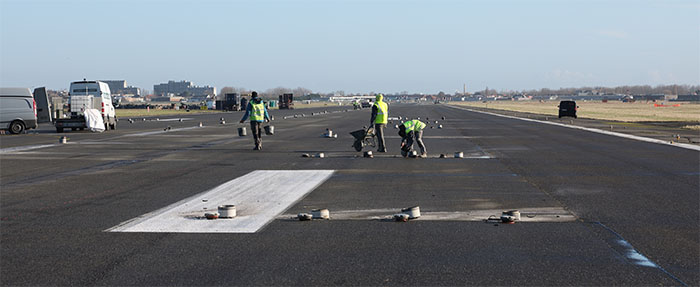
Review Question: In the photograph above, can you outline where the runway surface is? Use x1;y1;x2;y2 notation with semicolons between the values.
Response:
1;103;698;286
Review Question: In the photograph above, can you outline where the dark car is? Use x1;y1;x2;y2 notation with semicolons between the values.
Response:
558;100;578;118
360;101;372;108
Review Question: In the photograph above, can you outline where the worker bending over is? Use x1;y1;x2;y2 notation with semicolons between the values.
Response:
399;119;427;158
369;93;388;152
239;91;270;150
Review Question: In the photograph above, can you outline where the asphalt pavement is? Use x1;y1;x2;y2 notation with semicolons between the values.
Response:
1;103;698;286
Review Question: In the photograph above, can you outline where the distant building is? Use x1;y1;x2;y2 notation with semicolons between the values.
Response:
673;94;700;101
102;80;142;97
153;80;216;97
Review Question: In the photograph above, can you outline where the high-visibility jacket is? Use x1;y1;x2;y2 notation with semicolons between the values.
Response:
250;102;265;121
403;119;426;133
373;101;388;124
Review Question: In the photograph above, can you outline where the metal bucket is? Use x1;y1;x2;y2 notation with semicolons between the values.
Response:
504;210;520;221
238;127;247;136
454;152;464;158
401;206;421;219
264;125;274;135
311;208;330;219
218;205;237;218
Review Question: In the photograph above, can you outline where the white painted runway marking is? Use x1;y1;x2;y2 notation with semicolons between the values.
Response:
0;144;58;154
122;126;205;137
154;118;193;122
279;207;575;222
448;105;700;151
106;170;335;233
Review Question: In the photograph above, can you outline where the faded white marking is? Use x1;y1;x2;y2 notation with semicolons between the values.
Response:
279;207;575;222
122;126;205;137
617;239;657;267
448;105;700;152
0;144;57;154
106;170;335;233
154;118;193;122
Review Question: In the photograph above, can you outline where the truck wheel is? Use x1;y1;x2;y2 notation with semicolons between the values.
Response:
104;123;109;130
110;121;116;130
9;121;25;134
56;127;64;133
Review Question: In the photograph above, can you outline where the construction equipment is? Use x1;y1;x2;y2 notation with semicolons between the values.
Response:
278;93;294;109
222;93;241;111
350;127;376;152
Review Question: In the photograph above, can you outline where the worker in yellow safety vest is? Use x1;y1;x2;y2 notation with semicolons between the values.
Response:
239;91;270;150
369;93;388;152
398;119;427;158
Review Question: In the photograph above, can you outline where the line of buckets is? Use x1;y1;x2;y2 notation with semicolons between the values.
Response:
237;125;274;137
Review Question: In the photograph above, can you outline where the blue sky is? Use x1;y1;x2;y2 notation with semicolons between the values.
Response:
1;0;698;94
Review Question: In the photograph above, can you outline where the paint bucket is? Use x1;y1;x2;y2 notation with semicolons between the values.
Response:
438;124;443;129
59;136;67;144
238;127;247;136
504;210;520;221
311;208;330;219
364;151;373;158
264;125;274;135
401;206;421;219
409;150;418;158
218;205;236;218
393;213;409;222
316;153;325;158
298;213;313;221
454;152;464;158
500;214;516;224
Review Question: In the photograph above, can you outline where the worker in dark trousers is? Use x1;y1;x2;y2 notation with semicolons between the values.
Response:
399;119;427;158
369;93;388;152
239;91;270;150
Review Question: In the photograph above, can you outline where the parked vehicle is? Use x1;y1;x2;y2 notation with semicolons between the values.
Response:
558;100;579;118
55;80;116;132
0;87;38;134
278;93;294;109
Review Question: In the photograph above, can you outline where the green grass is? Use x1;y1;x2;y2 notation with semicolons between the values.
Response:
451;101;700;123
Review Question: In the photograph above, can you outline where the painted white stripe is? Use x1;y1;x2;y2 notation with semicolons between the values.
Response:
122;125;205;137
154;118;193;122
279;207;575;222
448;105;700;151
616;239;657;268
106;170;335;233
0;144;58;154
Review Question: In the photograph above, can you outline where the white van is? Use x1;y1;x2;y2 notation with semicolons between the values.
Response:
55;80;116;132
0;88;38;134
